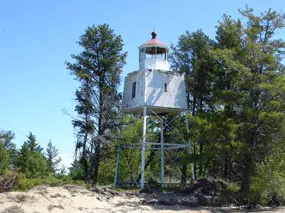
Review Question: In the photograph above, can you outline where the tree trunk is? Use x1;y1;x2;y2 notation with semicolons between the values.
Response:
198;143;204;177
92;142;101;186
87;144;95;183
223;153;229;179
82;131;88;183
180;164;187;185
92;83;104;186
240;151;252;193
240;122;257;193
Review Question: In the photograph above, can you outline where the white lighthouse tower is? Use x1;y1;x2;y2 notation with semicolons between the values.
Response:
115;32;193;189
123;31;188;113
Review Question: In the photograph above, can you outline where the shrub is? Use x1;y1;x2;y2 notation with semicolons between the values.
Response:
0;141;9;175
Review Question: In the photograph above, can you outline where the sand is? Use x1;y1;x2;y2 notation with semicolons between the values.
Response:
0;185;284;213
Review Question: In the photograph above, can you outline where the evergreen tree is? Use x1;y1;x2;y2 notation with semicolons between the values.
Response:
44;140;62;174
25;151;48;177
215;7;285;193
72;84;95;182
16;142;30;173
66;24;127;185
0;130;17;169
69;159;84;180
17;133;47;177
170;30;215;182
0;139;9;175
26;132;43;152
170;7;285;195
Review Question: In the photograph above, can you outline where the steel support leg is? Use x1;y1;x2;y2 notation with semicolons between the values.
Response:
141;107;147;189
114;147;120;187
185;111;195;181
160;118;164;188
114;105;124;188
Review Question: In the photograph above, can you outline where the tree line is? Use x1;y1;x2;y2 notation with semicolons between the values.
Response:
0;130;62;178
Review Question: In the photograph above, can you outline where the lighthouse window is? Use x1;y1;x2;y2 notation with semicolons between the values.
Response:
132;82;136;98
164;83;167;92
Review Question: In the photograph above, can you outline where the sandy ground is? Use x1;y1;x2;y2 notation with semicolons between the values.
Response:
0;186;284;213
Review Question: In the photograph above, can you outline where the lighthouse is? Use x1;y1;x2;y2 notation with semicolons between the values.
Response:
123;31;188;113
115;32;193;189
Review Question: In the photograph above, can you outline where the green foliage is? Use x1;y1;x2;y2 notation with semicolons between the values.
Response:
44;140;62;174
16;134;48;178
69;160;85;180
25;151;48;178
0;140;9;175
170;6;285;197
251;125;285;204
0;130;17;169
112;116;143;183
14;173;83;191
16;142;30;173
25;132;43;152
66;24;127;184
0;8;283;207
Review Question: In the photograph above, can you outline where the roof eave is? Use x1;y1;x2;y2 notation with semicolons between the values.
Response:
138;44;169;50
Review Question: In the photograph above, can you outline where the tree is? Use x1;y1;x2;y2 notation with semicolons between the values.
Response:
26;132;43;152
44;140;62;174
170;29;214;114
213;7;285;192
72;84;95;182
252;124;285;201
66;24;127;185
25;151;48;177
16;142;30;173
17;133;48;177
0;139;9;175
0;130;17;169
170;7;285;195
69;159;84;180
170;30;215;182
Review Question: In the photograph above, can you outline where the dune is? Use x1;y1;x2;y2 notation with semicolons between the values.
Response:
0;185;284;213
0;185;212;213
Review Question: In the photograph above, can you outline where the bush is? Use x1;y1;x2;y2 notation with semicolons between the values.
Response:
251;143;285;205
0;141;9;175
25;152;48;178
14;173;84;191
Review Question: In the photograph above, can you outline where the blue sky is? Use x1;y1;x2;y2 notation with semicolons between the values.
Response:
0;0;284;168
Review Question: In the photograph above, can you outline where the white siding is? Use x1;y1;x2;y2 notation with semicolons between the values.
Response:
123;70;187;112
139;58;169;71
145;70;187;109
123;71;145;109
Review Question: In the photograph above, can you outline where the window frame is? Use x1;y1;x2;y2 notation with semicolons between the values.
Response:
132;82;136;99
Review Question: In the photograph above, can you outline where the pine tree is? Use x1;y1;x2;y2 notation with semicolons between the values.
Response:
0;139;9;175
17;133;48;177
44;140;62;174
16;142;30;173
0;130;17;169
170;30;215;182
66;24;127;185
213;7;285;192
26;132;43;152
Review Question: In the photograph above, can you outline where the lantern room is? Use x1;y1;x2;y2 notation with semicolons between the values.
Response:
139;31;169;71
